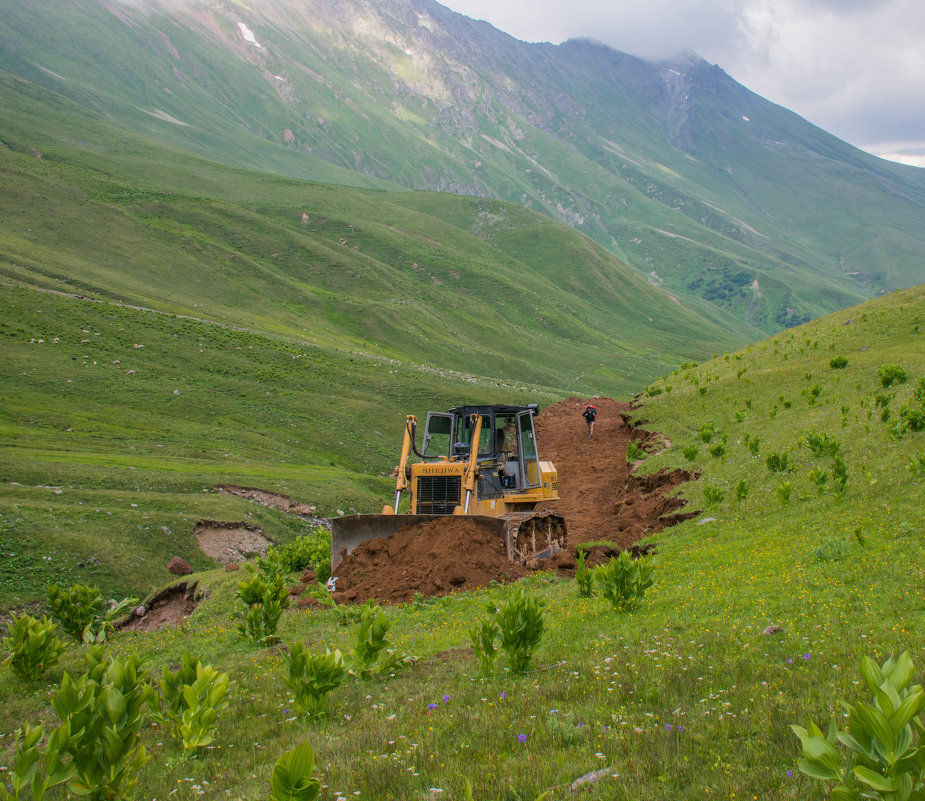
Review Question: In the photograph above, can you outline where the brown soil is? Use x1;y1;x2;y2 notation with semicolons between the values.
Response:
332;517;526;604
327;397;698;604
194;519;272;563
118;581;200;632
216;485;326;523
535;396;697;548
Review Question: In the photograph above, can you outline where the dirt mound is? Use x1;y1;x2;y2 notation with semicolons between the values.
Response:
329;397;697;603
194;520;272;563
332;517;527;604
118;581;200;632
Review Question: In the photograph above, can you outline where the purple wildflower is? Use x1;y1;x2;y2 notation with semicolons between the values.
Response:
443;694;450;704
803;653;811;660
518;734;527;743
665;723;672;732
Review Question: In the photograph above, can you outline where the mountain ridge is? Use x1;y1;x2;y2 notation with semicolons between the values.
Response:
1;0;924;332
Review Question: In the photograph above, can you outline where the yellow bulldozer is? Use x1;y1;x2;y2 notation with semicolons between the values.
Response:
331;404;567;570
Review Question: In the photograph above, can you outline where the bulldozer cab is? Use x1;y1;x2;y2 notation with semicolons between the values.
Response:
420;405;541;495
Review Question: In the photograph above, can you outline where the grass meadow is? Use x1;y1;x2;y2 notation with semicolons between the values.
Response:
2;284;924;799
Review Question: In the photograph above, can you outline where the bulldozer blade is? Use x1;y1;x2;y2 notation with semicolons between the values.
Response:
330;511;566;572
330;514;504;571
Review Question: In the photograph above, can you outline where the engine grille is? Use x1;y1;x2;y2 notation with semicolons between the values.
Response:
416;475;461;515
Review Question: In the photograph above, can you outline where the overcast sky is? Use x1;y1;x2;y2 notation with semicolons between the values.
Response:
440;0;925;168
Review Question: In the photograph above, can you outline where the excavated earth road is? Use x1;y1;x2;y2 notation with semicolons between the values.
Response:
330;397;698;604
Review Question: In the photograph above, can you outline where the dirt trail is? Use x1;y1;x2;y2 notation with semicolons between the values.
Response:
330;397;697;604
536;397;696;548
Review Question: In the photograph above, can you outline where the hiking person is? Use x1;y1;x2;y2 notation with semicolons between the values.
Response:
582;403;596;437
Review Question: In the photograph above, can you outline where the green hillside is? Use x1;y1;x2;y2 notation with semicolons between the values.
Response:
3;282;924;799
2;0;923;331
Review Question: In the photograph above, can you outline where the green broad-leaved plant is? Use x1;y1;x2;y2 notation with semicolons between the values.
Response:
2;614;67;681
51;646;154;800
46;583;137;644
282;642;346;715
792;652;925;801
574;549;594;598
493;586;546;674
236;552;291;646
269;740;321;801
347;600;392;678
469;614;500;677
594;551;655;612
152;650;230;749
0;723;75;801
46;583;104;641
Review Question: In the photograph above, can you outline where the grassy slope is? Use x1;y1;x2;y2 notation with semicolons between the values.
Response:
0;66;761;609
3;1;924;334
2;286;924;799
0;70;753;381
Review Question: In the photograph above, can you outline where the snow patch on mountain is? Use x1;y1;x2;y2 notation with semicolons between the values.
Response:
237;21;262;48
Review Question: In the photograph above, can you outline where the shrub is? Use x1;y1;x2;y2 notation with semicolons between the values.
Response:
908;452;925;479
808;467;828;494
574;549;594;598
52;648;154;799
281;642;346;716
269;740;321;801
735;479;748;501
915;378;925;404
804;431;841;458
236;552;291;646
2;614;67;681
829;355;848;369
46;583;136;644
346;600;398;678
878;363;908;387
766;451;790;474
776;481;792;507
832;456;849;499
276;527;332;576
625;441;646;462
747;436;761;457
494;586;546;674
708;441;726;459
682;443;699;461
151;651;230;749
469;614;500;677
900;404;925;432
703;485;724;507
873;391;893;408
46;583;103;641
594;551;655;612
698;423;715;443
792;652;925;800
0;723;74;801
